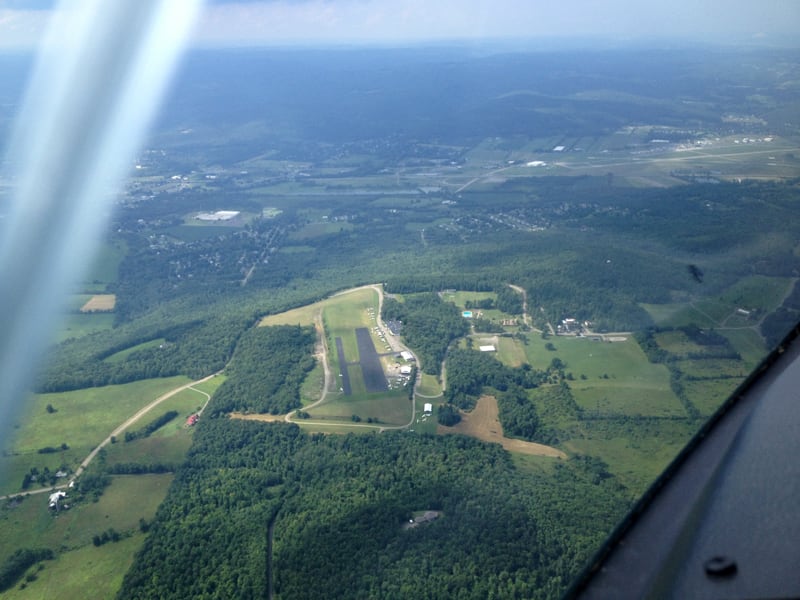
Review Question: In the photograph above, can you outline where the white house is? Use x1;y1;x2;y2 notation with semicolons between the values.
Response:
423;403;433;413
48;490;66;508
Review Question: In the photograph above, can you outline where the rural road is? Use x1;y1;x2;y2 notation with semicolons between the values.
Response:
0;373;219;501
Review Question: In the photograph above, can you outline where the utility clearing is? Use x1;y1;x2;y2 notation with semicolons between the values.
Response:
439;396;566;459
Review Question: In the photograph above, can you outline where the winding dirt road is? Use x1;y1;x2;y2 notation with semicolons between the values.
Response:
0;373;219;501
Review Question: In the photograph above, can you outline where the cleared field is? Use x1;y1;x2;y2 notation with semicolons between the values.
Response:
104;338;166;363
523;335;681;417
1;377;190;495
0;474;173;599
676;358;748;379
438;396;566;458
721;328;766;368
565;428;690;496
55;312;115;342
310;389;410;426
495;336;527;367
571;382;684;417
684;379;743;417
416;373;443;397
80;294;116;312
640;303;715;328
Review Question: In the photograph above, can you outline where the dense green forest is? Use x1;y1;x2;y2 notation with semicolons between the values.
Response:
208;325;317;415
381;294;470;375
119;421;629;599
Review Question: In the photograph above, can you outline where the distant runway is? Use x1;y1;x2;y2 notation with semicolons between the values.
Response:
355;328;389;393
334;337;352;396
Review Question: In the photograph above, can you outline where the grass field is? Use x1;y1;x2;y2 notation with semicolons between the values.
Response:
0;474;173;598
721;328;766;368
309;388;411;426
683;379;743;417
1;377;190;495
565;427;691;495
524;335;681;417
54;313;115;342
104;338;166;363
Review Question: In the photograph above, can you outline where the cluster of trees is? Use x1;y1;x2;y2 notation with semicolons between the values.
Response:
443;348;556;442
124;411;178;442
92;528;125;547
208;325;317;415
38;316;249;392
0;548;54;593
381;293;469;375
119;420;630;599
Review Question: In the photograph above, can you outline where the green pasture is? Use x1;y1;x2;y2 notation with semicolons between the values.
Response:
0;474;173;599
683;379;743;418
565;427;690;496
524;335;680;417
448;291;496;308
410;395;439;434
416;373;442;397
104;431;194;467
309;389;411;426
54;313;115;343
104;338;166;363
300;360;325;405
84;240;126;285
290;221;354;240
718;275;793;313
1;534;143;600
721;328;766;367
675;358;748;379
643;275;794;331
1;377;190;495
494;336;528;367
571;382;684;417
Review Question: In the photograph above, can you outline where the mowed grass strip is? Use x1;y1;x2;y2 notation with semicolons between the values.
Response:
310;389;411;426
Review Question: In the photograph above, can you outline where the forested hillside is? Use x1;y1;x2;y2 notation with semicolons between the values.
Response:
119;421;629;599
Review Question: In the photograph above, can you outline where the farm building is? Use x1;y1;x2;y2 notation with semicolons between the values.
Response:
400;351;414;361
400;365;413;375
479;345;496;352
49;491;66;509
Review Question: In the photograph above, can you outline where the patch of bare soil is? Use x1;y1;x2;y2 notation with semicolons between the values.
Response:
229;412;287;422
438;395;566;458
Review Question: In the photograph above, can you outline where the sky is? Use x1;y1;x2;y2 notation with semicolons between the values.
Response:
0;0;798;50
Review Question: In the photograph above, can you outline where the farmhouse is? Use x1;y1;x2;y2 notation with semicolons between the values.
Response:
186;414;199;426
48;491;66;509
